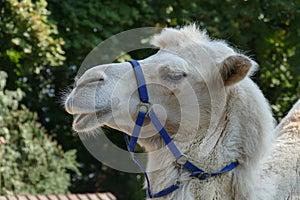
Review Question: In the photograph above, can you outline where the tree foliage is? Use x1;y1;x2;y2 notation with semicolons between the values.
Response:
0;71;79;195
45;1;300;199
47;0;300;120
0;0;79;195
0;0;299;199
0;0;65;85
0;0;66;132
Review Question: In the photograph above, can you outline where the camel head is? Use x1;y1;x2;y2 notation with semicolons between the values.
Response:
64;26;287;200
64;25;256;148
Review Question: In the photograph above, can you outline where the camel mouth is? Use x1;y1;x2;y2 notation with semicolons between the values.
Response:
72;108;112;132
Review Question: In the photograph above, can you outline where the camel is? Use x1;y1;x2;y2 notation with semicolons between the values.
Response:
64;25;300;199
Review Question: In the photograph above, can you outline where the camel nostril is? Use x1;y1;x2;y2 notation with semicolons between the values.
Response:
98;72;106;82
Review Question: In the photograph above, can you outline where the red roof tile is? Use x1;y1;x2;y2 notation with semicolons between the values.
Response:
54;195;68;200
0;193;116;200
105;193;115;200
2;196;17;200
35;195;48;200
75;194;88;200
15;195;28;200
24;195;38;200
64;195;77;200
95;194;111;200
45;195;59;200
86;194;97;200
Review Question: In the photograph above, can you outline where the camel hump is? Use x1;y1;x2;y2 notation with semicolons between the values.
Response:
276;99;300;137
266;99;300;199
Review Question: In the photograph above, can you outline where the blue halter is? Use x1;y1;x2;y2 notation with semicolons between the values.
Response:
125;60;238;198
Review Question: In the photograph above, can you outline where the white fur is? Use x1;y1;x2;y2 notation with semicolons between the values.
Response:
65;25;300;199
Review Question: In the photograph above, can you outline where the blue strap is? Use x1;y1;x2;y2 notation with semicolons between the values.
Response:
147;110;238;180
126;60;239;198
148;110;183;159
190;161;239;180
124;133;180;199
150;183;180;198
128;111;147;152
126;60;149;151
183;160;204;174
129;60;149;103
210;161;239;176
124;134;153;197
126;60;182;198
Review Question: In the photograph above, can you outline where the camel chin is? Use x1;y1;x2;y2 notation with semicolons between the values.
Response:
72;110;112;132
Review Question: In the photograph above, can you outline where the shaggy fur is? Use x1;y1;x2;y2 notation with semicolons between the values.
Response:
64;25;300;199
258;100;300;199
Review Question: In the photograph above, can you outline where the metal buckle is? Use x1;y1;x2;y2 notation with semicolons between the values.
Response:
175;155;188;166
197;172;211;180
174;179;181;186
138;102;152;114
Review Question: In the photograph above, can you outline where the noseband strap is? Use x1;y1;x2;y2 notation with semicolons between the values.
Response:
125;60;238;198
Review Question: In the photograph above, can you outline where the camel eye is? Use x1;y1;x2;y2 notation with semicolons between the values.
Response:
166;71;187;81
159;66;187;82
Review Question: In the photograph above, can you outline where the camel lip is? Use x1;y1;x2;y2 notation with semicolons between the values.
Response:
72;108;112;132
73;109;111;122
71;108;106;116
73;113;90;124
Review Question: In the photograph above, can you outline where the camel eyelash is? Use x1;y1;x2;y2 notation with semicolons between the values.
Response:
159;66;187;82
168;71;187;80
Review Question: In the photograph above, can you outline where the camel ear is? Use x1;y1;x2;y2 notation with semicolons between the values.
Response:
219;55;252;86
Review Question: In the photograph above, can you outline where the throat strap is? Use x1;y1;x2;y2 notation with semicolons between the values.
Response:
126;60;238;198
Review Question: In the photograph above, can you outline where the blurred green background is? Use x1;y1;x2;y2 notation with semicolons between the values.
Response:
0;0;299;199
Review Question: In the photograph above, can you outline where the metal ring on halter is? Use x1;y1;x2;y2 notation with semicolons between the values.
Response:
175;155;188;166
138;102;152;114
197;172;211;180
175;179;181;185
